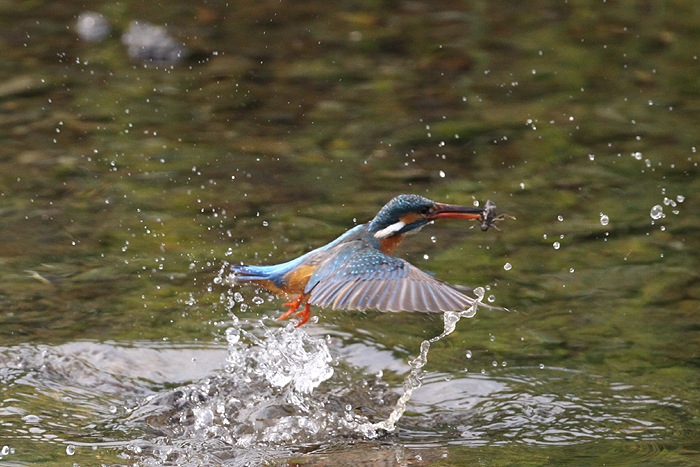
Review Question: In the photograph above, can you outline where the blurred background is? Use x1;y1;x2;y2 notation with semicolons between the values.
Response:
0;1;698;465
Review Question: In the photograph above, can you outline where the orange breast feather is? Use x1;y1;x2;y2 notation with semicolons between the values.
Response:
283;263;318;295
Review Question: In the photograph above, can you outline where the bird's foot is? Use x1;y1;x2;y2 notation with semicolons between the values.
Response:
279;295;312;327
279;295;303;320
294;303;312;327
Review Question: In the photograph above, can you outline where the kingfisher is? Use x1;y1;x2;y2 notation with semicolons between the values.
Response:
230;194;504;327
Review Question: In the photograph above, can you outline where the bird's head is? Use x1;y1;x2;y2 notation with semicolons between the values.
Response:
367;194;485;239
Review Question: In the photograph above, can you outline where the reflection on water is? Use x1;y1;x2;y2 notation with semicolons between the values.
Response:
414;370;674;446
0;319;681;465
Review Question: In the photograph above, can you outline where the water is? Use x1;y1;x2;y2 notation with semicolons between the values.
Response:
1;0;699;465
0;323;686;464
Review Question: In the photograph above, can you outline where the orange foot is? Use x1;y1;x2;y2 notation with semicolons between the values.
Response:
279;294;313;327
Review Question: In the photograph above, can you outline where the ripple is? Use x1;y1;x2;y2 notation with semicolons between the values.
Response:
402;367;678;450
0;338;691;466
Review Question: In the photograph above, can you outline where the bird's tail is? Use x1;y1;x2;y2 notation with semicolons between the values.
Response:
229;264;275;283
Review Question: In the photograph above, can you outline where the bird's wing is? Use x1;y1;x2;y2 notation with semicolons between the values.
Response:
304;241;484;312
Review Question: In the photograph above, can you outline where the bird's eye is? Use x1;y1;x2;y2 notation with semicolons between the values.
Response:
421;206;433;215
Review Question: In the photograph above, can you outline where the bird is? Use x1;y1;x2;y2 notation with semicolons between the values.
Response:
230;194;503;327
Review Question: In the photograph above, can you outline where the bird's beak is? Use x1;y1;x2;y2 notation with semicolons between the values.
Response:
428;203;484;221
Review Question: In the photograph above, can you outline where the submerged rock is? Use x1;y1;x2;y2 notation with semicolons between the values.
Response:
75;11;111;42
121;20;189;64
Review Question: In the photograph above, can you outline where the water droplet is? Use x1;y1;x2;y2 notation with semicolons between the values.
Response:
487;294;496;303
262;221;269;227
503;262;512;271
557;215;564;222
233;292;244;302
553;242;561;250
492;360;498;367
465;350;472;359
252;296;264;305
569;268;575;273
109;405;117;414
438;170;446;178
539;363;545;369
519;182;525;189
66;445;75;456
650;205;664;220
676;194;685;203
1;446;10;456
489;334;495;342
225;327;240;344
599;213;609;226
588;153;595;161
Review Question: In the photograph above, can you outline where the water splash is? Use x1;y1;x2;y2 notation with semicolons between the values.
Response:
226;324;334;395
125;323;350;454
356;287;486;437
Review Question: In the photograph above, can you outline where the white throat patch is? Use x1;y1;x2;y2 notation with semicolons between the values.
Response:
373;221;405;239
